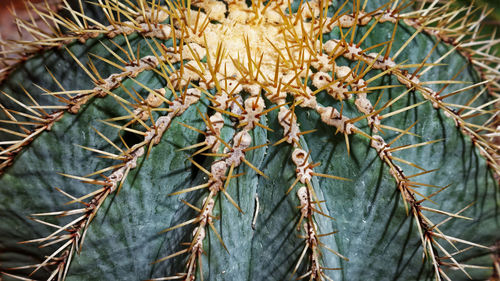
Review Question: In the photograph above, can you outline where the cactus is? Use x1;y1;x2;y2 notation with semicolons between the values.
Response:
0;0;499;280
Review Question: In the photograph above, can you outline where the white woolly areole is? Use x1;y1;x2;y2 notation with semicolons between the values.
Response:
292;148;313;183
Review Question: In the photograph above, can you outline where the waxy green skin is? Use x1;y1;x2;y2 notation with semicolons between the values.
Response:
0;1;498;280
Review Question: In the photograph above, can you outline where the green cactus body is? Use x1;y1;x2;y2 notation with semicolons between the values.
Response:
0;0;498;280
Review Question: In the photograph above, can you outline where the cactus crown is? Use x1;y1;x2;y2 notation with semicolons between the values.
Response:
0;0;499;280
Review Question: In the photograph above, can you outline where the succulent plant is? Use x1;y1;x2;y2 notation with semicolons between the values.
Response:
0;0;499;280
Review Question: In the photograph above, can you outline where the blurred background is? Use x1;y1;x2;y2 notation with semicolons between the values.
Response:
0;0;62;41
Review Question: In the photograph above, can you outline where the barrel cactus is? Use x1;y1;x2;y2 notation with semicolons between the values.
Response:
0;0;499;280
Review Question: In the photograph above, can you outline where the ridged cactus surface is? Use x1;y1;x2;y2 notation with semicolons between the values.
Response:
0;0;499;280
